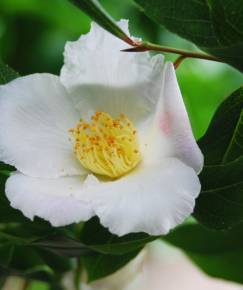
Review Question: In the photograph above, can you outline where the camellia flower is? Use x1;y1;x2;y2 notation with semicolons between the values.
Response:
0;20;203;236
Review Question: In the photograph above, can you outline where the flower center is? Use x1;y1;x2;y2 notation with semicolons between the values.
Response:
69;111;141;178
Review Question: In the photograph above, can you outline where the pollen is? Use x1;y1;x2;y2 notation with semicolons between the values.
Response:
69;111;142;178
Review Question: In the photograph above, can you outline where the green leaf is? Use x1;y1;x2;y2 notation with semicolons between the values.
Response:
83;250;140;282
0;246;55;283
164;223;243;284
199;88;243;165
0;170;30;224
33;235;93;257
222;110;243;163
0;244;15;267
34;249;72;273
0;61;19;85
0;63;22;223
194;157;243;229
134;0;243;72
0;237;72;281
164;223;243;254
69;0;134;45
194;88;243;229
80;217;156;255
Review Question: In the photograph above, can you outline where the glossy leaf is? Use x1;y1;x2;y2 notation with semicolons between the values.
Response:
134;0;243;72
194;157;243;229
194;88;243;229
199;88;243;165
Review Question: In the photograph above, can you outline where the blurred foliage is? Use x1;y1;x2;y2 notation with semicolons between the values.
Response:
0;0;243;289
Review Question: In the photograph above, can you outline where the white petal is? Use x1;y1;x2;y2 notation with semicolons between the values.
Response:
141;62;203;173
61;19;153;89
83;158;201;236
5;172;95;226
60;20;164;125
0;73;85;178
5;159;200;234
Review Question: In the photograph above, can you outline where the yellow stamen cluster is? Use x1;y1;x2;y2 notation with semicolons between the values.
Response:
69;112;141;178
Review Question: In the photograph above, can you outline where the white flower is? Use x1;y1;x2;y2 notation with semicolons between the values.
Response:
0;20;203;236
81;241;242;290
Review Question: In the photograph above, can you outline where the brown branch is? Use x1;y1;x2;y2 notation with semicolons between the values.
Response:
174;55;187;69
122;41;220;63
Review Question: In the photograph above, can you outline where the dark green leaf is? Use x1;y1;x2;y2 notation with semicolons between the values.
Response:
222;110;243;163
83;250;140;282
194;157;243;229
0;244;15;267
134;0;243;72
164;223;243;254
164;223;243;284
194;88;243;229
69;0;134;45
0;246;55;282
0;222;55;246
33;236;93;257
0;171;30;224
188;250;243;284
0;61;19;85
0;244;72;282
35;249;72;273
198;88;243;165
80;217;156;255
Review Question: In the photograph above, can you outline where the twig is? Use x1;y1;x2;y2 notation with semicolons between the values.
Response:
122;41;220;63
174;55;187;69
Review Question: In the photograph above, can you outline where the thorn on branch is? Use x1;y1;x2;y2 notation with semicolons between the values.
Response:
121;46;148;52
